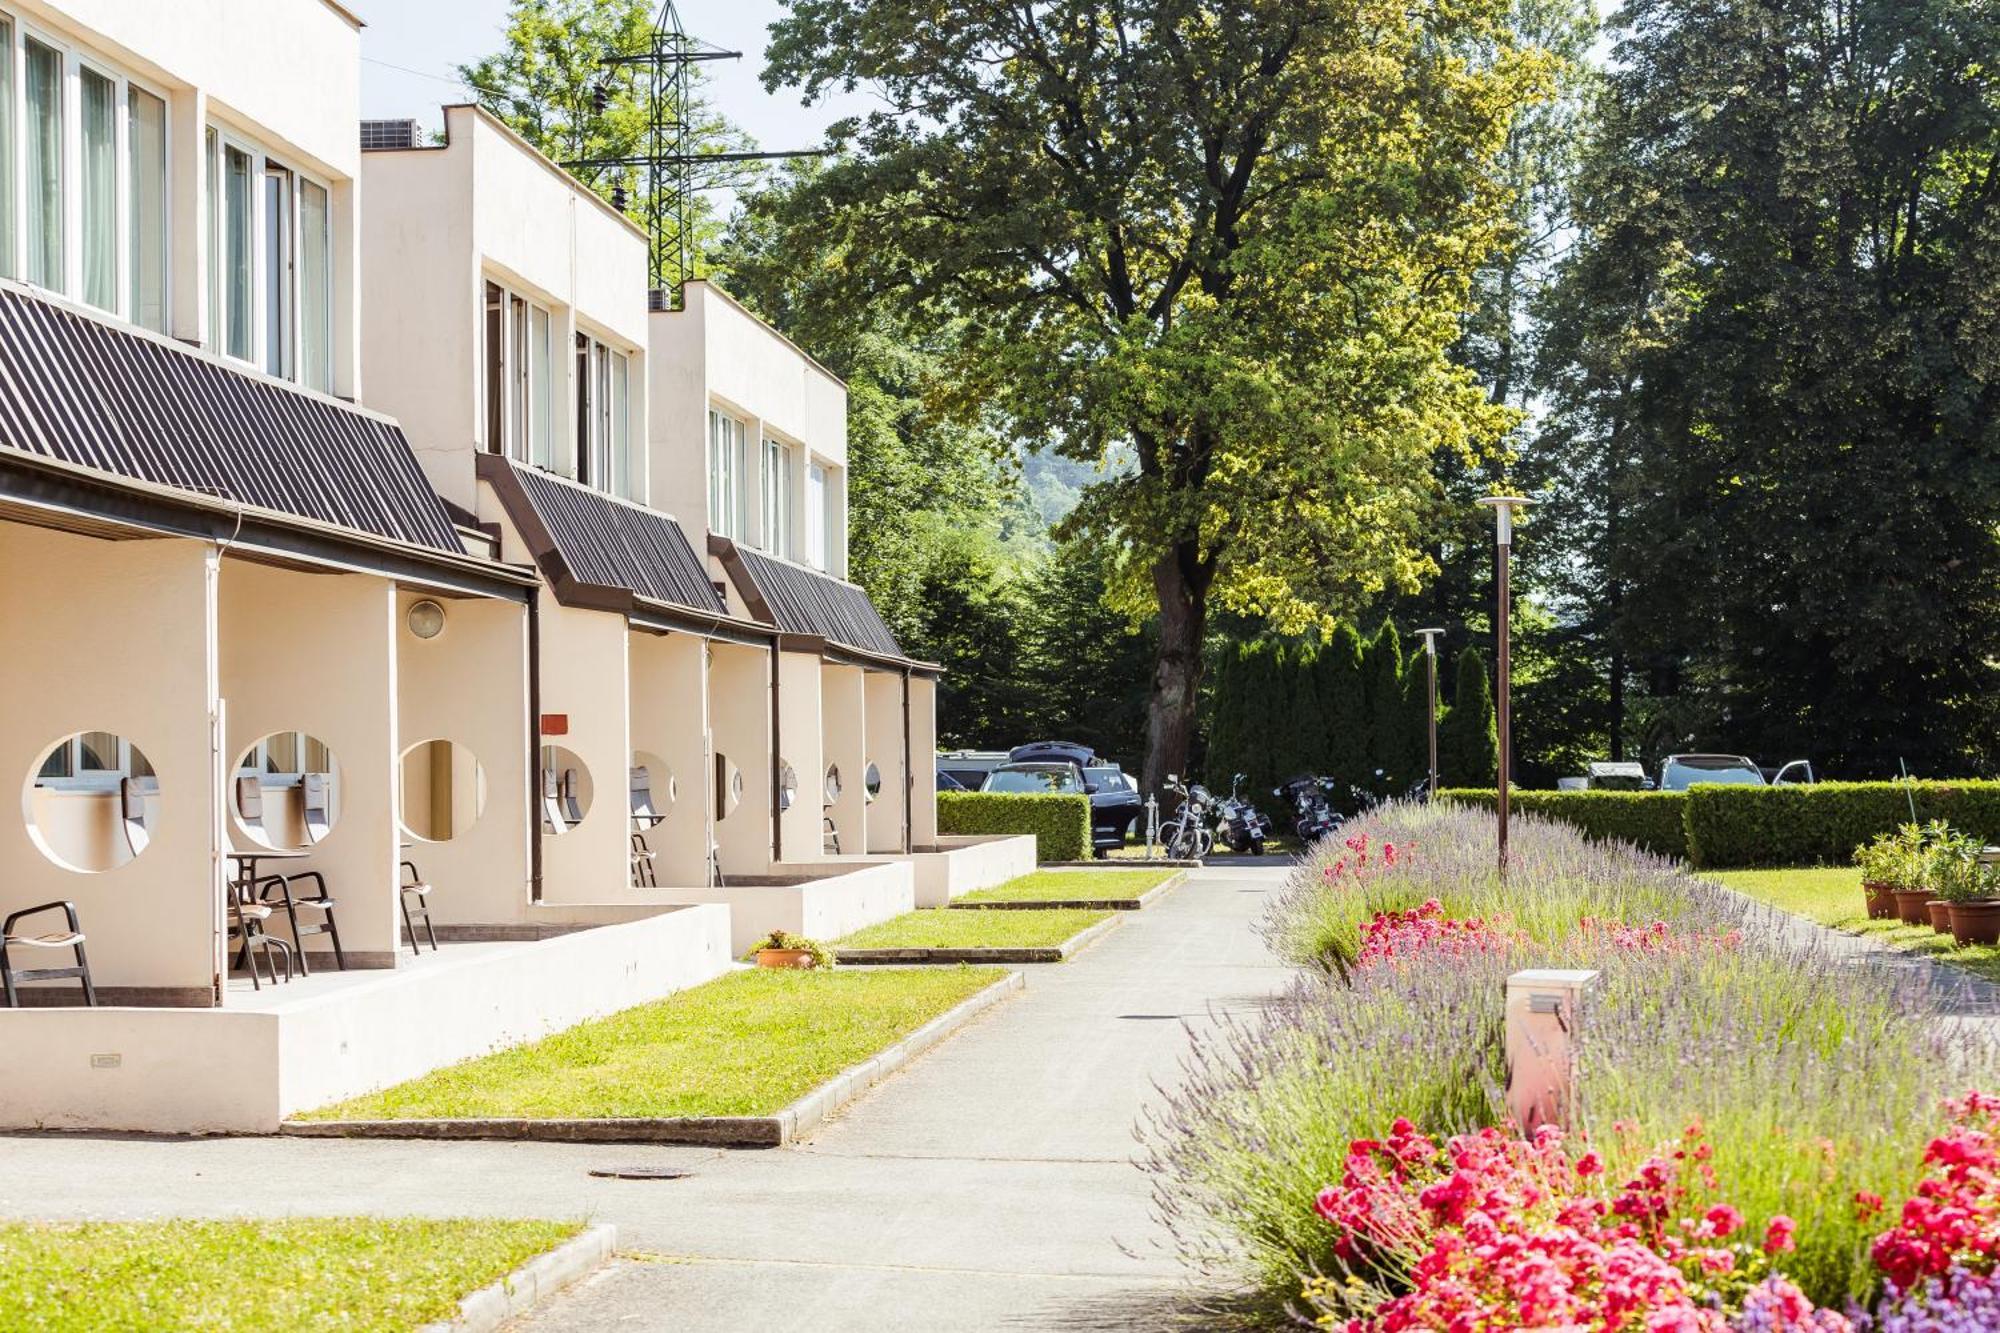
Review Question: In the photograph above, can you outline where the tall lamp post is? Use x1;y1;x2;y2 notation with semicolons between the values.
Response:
1477;496;1533;875
1415;628;1444;800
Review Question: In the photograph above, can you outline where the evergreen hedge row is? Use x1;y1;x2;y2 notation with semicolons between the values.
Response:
1440;781;2000;867
1438;789;1691;860
937;791;1093;862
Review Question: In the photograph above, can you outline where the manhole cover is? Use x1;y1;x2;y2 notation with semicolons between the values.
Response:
588;1166;693;1181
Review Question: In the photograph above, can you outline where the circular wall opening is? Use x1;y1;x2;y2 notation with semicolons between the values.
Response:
824;763;843;807
540;745;592;834
864;761;883;803
399;738;488;843
715;754;743;821
232;732;341;852
23;731;158;873
777;761;798;812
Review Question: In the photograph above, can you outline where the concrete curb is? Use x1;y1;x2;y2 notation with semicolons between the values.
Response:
419;1222;617;1331
278;972;1025;1148
947;870;1188;912
836;914;1123;965
1041;858;1202;869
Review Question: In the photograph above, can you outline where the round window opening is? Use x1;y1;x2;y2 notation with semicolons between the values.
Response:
23;731;158;873
824;763;843;807
715;754;744;821
864;762;883;804
399;739;488;843
778;761;799;812
232;732;342;853
633;752;676;828
540;745;593;835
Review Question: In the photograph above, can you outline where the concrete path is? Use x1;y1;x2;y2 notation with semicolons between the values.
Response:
0;866;1294;1331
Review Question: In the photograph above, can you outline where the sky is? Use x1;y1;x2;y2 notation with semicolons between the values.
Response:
350;0;872;153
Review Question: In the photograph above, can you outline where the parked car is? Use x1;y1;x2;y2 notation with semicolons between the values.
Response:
1656;754;1814;791
980;762;1085;795
936;770;969;792
1005;741;1143;856
937;749;1009;790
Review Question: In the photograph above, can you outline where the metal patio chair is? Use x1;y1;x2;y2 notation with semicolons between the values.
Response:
630;767;662;887
561;768;585;826
301;771;334;845
399;857;438;956
225;880;294;990
119;775;154;860
540;769;567;836
1;901;96;1007
255;866;345;976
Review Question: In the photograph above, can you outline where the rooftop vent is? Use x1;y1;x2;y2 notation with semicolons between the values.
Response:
360;119;420;151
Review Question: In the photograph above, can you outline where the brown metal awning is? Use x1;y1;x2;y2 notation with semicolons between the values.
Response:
712;536;939;675
480;455;773;647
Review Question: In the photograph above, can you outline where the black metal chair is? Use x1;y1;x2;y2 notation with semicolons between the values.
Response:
226;877;294;990
119;776;154;860
561;768;585;825
301;771;334;845
630;767;662;887
256;869;345;975
823;816;841;855
540;769;567;835
400;858;437;956
1;901;95;1007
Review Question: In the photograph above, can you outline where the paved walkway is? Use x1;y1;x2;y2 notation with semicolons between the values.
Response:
0;866;1295;1331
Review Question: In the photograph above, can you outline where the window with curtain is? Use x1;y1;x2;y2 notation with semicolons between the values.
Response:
528;304;551;468
761;438;798;557
223;144;253;361
507;294;528;460
709;409;747;539
128;86;167;332
24;37;62;292
298;178;330;390
79;66;116;311
263;164;293;378
610;350;630;498
482;281;504;454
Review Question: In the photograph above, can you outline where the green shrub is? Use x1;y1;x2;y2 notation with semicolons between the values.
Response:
937;791;1092;862
1679;782;2000;867
1438;788;1689;860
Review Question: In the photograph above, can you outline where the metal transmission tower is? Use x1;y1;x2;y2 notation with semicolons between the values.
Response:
566;1;823;310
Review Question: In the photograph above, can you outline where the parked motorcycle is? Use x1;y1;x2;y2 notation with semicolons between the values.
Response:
1159;775;1215;859
1275;775;1341;843
1213;773;1271;855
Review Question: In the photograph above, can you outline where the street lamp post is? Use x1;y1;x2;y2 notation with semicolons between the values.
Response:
1477;496;1532;875
1415;628;1444;800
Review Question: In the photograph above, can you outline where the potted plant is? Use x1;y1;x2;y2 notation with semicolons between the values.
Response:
1934;838;2000;946
748;929;835;970
1855;831;1908;921
1889;823;1946;927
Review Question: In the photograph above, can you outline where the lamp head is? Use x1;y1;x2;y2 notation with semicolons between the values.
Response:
1477;495;1534;545
1415;628;1445;655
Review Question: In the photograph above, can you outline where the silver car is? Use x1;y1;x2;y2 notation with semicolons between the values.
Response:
1657;754;1814;791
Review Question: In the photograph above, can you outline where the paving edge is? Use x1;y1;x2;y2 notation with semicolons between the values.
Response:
418;1222;617;1332
947;870;1189;912
836;914;1124;965
1041;858;1202;868
276;972;1026;1148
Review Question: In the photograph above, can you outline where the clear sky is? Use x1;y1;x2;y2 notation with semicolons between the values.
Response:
350;0;872;152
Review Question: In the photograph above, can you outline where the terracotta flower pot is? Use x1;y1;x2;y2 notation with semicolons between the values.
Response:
1928;900;1954;931
755;948;816;969
1862;883;1899;920
1948;901;2000;947
1893;888;1933;927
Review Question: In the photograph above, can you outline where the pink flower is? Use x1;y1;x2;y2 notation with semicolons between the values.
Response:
1763;1214;1797;1254
1699;1203;1743;1240
1576;1152;1604;1178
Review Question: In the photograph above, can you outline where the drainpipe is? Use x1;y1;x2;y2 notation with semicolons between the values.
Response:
527;587;543;902
769;641;783;865
901;667;914;853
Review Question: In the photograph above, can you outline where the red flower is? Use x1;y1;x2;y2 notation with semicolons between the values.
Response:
1763;1215;1797;1255
1700;1204;1744;1240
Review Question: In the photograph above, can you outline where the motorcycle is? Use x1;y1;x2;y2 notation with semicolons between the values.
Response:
1275;775;1341;843
1159;775;1215;859
1213;773;1271;855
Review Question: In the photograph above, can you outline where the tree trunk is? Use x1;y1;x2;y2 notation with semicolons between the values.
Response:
1141;540;1211;795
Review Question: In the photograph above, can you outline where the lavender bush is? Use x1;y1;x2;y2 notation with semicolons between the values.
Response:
1142;805;1996;1318
1848;1271;2000;1332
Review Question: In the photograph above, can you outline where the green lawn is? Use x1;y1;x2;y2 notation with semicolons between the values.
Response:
834;907;1112;950
1711;866;2000;984
957;868;1176;903
0;1217;579;1332
301;967;1006;1121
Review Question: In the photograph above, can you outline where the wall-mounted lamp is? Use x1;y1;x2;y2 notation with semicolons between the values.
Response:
406;599;447;640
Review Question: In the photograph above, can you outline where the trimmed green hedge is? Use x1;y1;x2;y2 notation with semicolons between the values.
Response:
1442;781;2000;867
937;792;1093;862
1683;781;2000;867
1439;789;1690;861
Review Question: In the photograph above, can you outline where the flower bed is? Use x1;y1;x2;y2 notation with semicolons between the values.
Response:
1142;804;1994;1327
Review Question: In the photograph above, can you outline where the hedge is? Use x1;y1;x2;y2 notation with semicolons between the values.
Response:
1441;781;2000;868
1439;789;1690;861
937;791;1093;862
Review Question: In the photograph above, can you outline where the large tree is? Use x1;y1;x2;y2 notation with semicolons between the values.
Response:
760;0;1543;789
1536;0;2000;776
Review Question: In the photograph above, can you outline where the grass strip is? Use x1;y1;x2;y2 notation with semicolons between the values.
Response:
1711;866;2000;984
956;868;1175;904
833;907;1112;951
0;1217;579;1332
300;966;1006;1121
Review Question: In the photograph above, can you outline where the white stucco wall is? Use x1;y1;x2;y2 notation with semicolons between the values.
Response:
864;670;909;854
361;104;650;513
778;652;826;862
629;630;710;887
822;663;866;858
536;601;632;903
909;675;939;847
710;640;773;876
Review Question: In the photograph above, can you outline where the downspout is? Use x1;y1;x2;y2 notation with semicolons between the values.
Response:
902;667;914;853
527;587;543;902
769;641;784;864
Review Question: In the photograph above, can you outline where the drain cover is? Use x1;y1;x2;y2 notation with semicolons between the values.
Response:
589;1166;693;1181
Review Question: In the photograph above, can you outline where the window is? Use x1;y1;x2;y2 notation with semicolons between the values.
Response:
709;409;748;539
262;163;293;377
298;178;330;389
482;279;558;468
762;437;796;558
78;65;114;311
23;36;61;292
128;86;166;331
806;463;829;571
575;330;631;498
0;18;13;280
221;143;252;361
36;732;154;790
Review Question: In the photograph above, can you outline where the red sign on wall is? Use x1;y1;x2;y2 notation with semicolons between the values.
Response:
540;714;569;736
